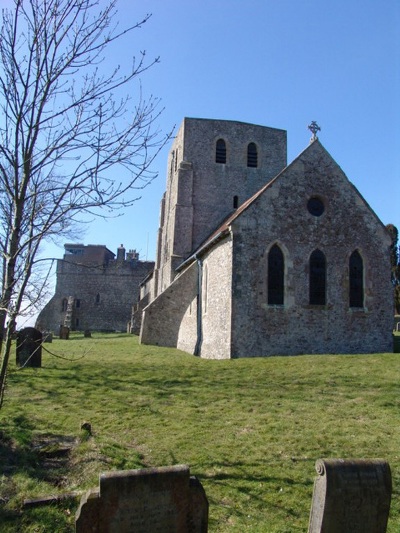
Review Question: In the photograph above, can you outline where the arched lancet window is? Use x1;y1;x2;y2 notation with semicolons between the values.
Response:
268;244;284;305
215;139;226;164
309;250;326;305
247;142;258;168
95;293;101;304
349;250;364;308
233;195;239;209
61;298;68;312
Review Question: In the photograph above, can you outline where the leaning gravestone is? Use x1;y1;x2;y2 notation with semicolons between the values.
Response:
16;327;42;368
308;458;392;533
75;464;208;532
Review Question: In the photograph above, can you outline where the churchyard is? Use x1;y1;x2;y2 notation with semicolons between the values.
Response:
0;333;399;531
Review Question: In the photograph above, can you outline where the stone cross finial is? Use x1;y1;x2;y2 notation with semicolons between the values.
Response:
308;121;321;142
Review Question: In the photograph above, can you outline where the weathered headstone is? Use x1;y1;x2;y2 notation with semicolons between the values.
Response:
75;465;208;532
59;325;70;339
16;327;42;368
393;334;400;353
308;458;392;533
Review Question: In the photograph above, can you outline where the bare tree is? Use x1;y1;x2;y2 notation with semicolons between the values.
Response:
0;0;171;406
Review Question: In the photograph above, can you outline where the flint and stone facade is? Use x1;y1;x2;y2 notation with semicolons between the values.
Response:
37;244;154;332
139;118;393;358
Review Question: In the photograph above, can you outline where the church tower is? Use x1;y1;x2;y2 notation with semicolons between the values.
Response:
153;118;287;296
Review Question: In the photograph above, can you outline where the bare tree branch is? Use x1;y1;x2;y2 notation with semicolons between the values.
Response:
0;0;172;406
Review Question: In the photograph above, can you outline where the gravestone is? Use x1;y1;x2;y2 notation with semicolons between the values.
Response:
16;327;42;368
393;334;400;353
75;464;208;532
308;458;391;533
59;325;70;339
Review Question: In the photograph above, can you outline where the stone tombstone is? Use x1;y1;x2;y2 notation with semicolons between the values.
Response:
308;458;392;533
16;327;42;368
59;325;70;339
75;464;208;533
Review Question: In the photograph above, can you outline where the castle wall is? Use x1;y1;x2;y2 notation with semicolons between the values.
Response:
37;246;154;333
229;141;393;357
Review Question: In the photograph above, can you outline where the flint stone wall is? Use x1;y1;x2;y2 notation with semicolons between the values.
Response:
228;142;393;357
37;253;154;333
154;118;287;296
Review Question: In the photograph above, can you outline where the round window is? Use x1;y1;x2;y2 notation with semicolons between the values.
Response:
307;197;325;217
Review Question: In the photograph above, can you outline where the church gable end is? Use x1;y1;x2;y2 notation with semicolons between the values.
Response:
228;139;392;357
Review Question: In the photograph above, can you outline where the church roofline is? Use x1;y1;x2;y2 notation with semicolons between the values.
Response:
175;141;317;271
175;138;391;272
207;139;323;230
175;230;229;273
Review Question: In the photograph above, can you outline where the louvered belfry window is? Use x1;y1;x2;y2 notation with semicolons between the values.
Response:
215;139;226;164
247;142;258;168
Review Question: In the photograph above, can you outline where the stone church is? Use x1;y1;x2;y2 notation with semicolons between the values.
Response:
137;117;393;358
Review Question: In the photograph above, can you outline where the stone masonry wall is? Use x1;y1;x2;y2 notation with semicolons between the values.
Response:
182;118;287;252
176;293;198;355
140;261;198;348
153;118;287;297
198;237;233;359
229;141;393;357
37;250;154;333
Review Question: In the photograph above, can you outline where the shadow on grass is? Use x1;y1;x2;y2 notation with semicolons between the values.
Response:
0;415;77;490
201;459;314;530
0;415;36;473
62;332;132;341
0;414;80;530
11;366;198;399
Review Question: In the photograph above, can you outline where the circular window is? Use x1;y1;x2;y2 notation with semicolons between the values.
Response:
307;197;325;217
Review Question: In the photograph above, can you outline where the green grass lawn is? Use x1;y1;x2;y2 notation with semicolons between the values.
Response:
0;333;399;532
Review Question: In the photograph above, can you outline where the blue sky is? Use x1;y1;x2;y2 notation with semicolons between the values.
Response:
43;0;400;262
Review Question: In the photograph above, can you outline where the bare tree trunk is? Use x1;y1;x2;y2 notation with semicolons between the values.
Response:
0;0;171;407
0;316;16;408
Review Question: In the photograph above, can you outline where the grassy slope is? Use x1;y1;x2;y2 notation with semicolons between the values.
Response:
0;333;399;532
